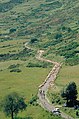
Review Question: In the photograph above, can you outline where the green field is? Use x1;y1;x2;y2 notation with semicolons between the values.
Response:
0;0;79;118
0;61;62;119
0;62;52;118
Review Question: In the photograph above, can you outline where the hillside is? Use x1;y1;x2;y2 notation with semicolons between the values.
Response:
0;0;79;65
0;0;79;119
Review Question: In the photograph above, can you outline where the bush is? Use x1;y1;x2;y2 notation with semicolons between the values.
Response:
29;96;38;105
58;42;79;51
10;69;21;73
30;38;38;44
56;42;79;65
27;61;51;68
9;28;16;33
65;55;79;66
55;33;62;39
8;64;20;69
0;48;34;61
0;0;24;12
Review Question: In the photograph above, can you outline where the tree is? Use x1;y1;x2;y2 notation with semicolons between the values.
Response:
10;28;16;33
61;82;78;106
2;92;27;119
30;38;38;43
55;33;62;39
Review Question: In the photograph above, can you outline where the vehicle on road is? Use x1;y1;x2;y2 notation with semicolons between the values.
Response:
52;108;61;116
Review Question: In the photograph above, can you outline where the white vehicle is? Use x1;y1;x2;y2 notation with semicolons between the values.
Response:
52;108;61;116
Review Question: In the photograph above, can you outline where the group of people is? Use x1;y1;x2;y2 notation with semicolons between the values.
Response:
39;89;45;99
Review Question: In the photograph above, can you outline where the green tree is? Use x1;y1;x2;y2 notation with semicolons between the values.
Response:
55;33;62;39
2;92;27;119
61;82;78;106
30;38;38;43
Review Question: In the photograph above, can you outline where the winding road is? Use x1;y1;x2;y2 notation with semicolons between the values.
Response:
25;43;74;119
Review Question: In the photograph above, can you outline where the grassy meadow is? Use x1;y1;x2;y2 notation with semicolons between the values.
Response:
0;0;79;118
0;61;53;119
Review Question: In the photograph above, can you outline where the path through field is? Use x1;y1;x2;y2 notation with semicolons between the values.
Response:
25;43;74;119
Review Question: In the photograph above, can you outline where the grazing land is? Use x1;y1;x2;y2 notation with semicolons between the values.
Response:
0;0;79;118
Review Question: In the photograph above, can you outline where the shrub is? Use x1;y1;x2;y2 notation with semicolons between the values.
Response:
0;48;34;61
30;38;38;44
8;64;20;69
0;0;24;12
65;55;79;66
27;61;51;68
55;33;62;39
10;69;21;73
9;28;16;33
29;96;38;105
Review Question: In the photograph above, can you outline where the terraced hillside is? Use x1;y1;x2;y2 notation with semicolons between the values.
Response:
0;0;79;118
0;0;79;65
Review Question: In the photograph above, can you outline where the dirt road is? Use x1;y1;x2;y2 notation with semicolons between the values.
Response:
36;50;74;119
25;43;74;119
